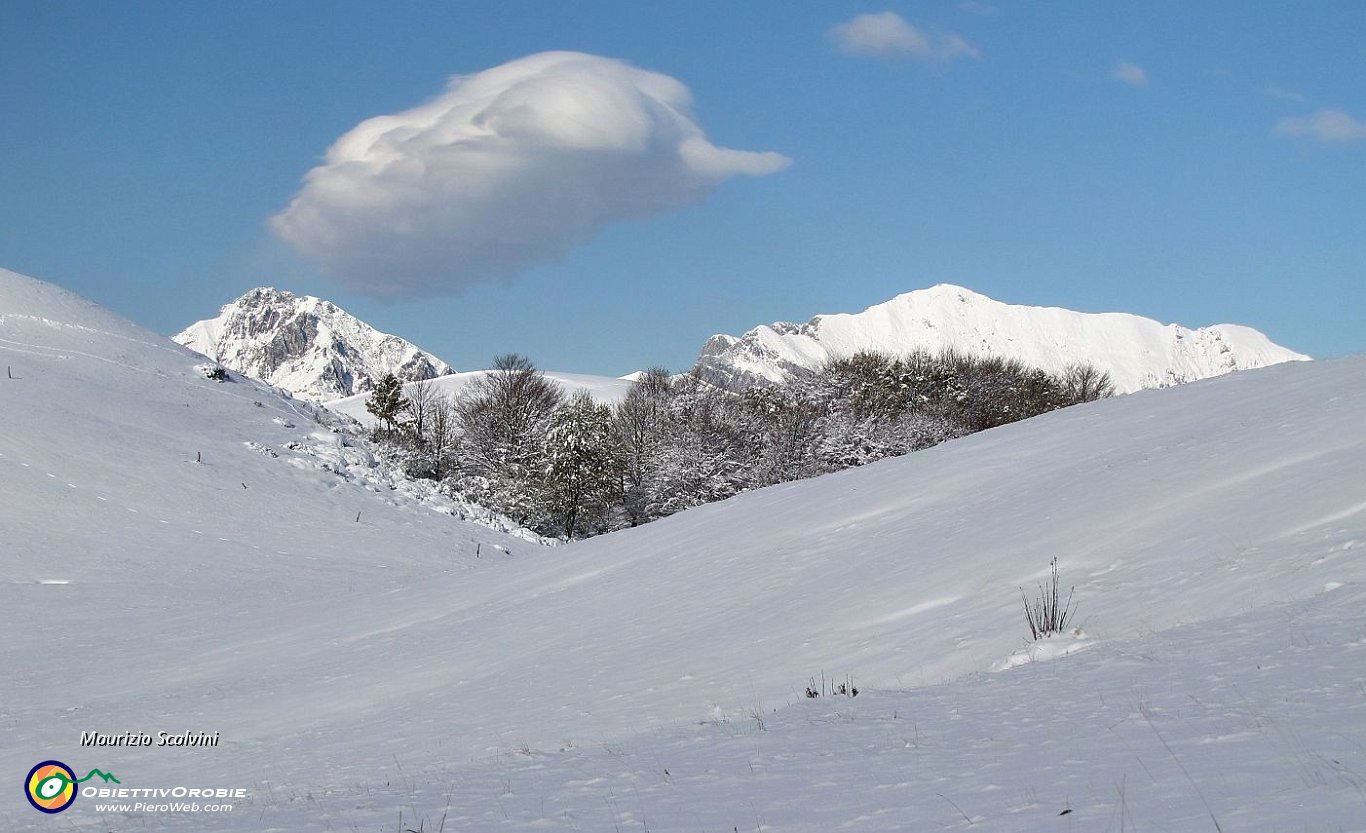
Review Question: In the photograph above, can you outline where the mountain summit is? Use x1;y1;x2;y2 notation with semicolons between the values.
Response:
694;284;1310;393
175;287;453;401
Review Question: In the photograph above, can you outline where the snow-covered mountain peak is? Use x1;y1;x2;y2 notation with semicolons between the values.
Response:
175;286;453;401
696;284;1310;393
802;283;987;334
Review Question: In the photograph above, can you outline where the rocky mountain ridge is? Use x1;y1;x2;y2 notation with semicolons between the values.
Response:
174;287;453;401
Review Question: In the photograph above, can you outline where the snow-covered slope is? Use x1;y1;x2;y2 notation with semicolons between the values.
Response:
0;266;543;609
174;287;453;401
326;368;636;425
4;267;1364;831
696;283;1310;392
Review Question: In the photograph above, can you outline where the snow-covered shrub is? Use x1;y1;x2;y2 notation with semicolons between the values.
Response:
198;362;229;381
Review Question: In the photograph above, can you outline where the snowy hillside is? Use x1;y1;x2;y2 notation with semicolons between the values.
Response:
4;267;1365;831
696;283;1310;392
326;368;635;426
174;287;453;401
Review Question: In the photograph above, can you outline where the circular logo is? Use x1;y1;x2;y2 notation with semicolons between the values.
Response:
25;760;77;814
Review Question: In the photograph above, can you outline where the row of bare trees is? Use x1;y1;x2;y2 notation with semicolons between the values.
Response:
366;349;1113;540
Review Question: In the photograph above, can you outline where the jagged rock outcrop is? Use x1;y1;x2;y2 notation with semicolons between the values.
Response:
175;287;452;401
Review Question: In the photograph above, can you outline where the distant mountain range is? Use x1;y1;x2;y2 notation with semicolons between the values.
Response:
176;283;1309;401
693;284;1309;393
174;287;452;402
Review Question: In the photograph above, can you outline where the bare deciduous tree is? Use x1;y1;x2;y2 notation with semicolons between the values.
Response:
614;367;672;526
454;354;564;523
404;379;442;442
1060;363;1115;404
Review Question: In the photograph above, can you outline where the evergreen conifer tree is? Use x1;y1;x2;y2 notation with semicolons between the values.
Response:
365;372;408;436
543;391;619;539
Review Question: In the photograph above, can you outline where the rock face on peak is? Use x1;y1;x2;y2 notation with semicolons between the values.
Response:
174;287;453;401
693;284;1310;393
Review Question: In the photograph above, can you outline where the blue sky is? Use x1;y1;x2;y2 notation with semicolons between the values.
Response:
2;1;1362;375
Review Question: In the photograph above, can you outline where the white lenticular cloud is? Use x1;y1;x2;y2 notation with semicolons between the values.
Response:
831;12;979;62
1275;109;1366;143
270;51;790;296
